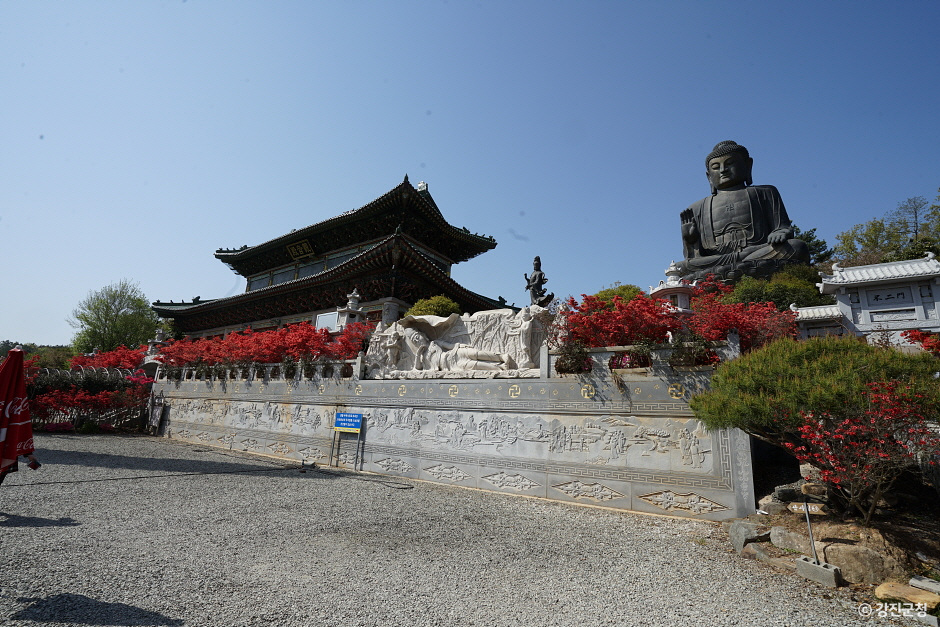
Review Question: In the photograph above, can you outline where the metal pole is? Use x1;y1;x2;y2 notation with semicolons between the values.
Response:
804;497;820;565
355;429;363;471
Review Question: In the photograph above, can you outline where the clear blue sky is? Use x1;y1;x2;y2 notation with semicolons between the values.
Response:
3;1;939;346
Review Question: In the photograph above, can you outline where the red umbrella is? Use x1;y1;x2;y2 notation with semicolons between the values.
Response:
0;349;34;474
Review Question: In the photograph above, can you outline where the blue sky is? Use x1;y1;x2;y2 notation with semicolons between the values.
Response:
3;1;939;346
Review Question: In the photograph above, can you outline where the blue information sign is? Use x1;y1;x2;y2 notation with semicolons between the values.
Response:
334;412;363;433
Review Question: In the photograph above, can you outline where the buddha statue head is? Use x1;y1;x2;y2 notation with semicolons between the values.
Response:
705;140;753;194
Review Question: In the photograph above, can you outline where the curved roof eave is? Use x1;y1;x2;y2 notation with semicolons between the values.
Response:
154;233;502;319
214;177;496;270
818;255;940;294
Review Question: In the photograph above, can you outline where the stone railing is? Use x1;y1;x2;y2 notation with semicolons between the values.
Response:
30;368;149;431
156;357;361;384
547;337;740;379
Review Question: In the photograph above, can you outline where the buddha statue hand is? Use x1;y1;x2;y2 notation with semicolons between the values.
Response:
680;208;697;241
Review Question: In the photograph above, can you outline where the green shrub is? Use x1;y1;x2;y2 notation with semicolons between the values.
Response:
689;336;940;446
592;283;643;305
404;295;462;318
727;265;834;311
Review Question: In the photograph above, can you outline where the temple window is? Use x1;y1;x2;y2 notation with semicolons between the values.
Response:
325;250;358;270
297;259;323;279
248;274;270;291
272;266;296;285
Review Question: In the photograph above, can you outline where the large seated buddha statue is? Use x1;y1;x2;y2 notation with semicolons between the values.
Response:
677;141;808;281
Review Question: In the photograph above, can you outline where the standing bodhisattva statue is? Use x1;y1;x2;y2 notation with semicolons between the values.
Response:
677;141;808;281
524;256;554;307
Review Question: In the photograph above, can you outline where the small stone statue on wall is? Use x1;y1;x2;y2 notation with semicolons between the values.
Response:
525;256;555;307
508;307;536;368
382;329;403;370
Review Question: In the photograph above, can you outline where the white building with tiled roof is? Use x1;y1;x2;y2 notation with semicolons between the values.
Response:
794;253;940;344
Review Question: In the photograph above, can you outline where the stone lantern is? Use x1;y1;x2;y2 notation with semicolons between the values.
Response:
336;288;365;331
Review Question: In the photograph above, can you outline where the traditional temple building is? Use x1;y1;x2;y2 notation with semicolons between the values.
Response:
794;253;940;344
152;176;504;337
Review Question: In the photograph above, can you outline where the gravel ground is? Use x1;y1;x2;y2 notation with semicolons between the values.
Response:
0;434;905;627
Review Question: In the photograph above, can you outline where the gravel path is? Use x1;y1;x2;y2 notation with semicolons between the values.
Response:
0;434;901;627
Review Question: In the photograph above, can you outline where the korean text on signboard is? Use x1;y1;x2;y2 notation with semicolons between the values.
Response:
287;239;315;260
334;412;363;433
787;502;828;515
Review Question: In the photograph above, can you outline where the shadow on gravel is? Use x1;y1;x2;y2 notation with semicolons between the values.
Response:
0;512;80;528
12;593;184;625
32;448;315;478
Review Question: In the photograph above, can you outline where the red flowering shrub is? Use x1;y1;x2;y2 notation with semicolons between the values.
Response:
329;322;374;360
784;381;940;524
70;345;148;369
29;365;153;431
156;336;206;368
686;277;798;352
563;293;681;348
31;379;152;421
901;329;940;356
556;276;796;370
157;321;375;369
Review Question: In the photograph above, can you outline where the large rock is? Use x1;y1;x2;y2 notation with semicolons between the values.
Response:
823;544;906;585
770;526;823;556
774;487;801;502
875;582;940;612
729;521;770;555
769;526;906;584
757;496;788;515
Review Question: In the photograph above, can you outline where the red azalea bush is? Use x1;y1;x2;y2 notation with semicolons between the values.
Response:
557;276;798;368
563;293;681;348
30;373;152;419
901;329;940;356
29;358;154;430
783;381;940;524
685;277;798;352
158;321;375;369
70;345;148;369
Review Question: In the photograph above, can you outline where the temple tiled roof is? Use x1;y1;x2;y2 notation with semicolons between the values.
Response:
154;231;504;332
214;176;496;277
819;253;940;293
150;300;218;313
793;305;843;321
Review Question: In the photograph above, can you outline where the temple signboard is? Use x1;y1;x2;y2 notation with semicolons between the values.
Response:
287;239;315;260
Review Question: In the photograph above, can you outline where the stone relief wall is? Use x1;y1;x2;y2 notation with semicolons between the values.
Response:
362;407;715;475
154;358;754;521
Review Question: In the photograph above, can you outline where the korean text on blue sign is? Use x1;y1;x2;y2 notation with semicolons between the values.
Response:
334;412;363;433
